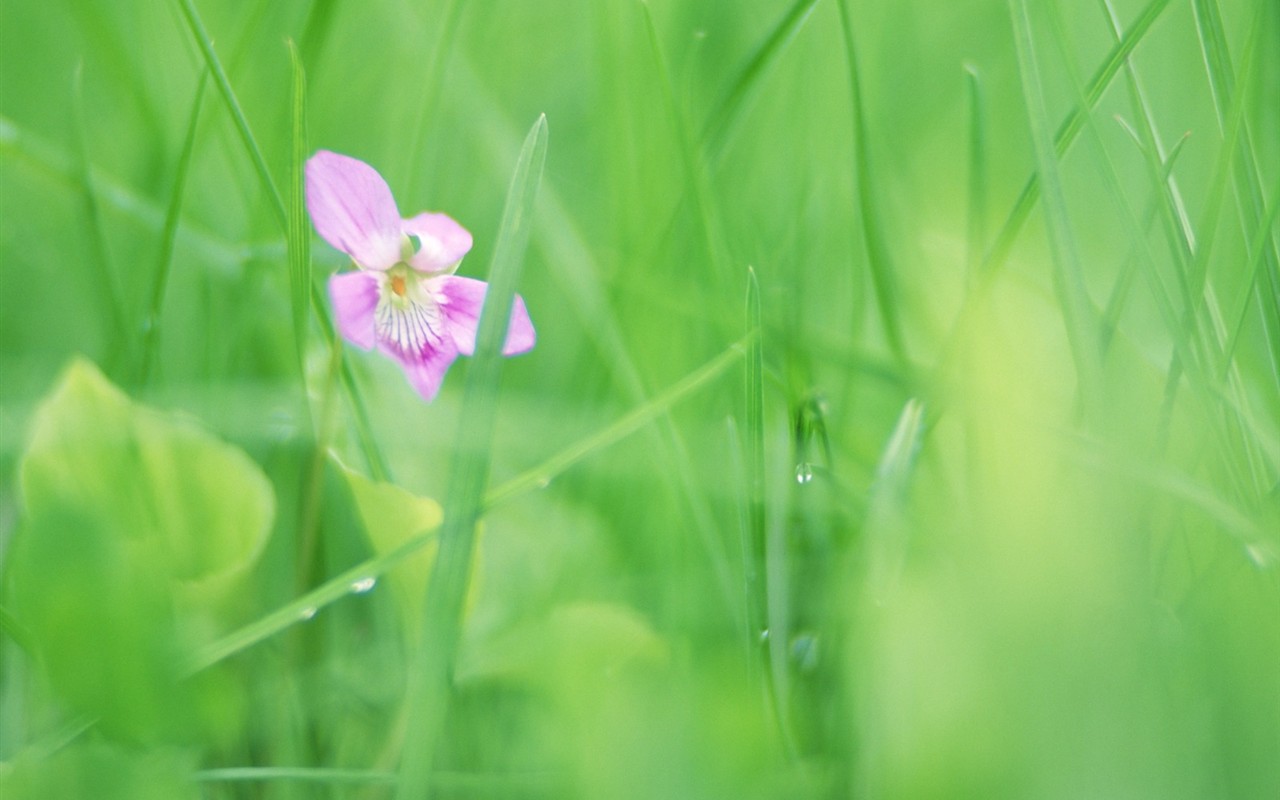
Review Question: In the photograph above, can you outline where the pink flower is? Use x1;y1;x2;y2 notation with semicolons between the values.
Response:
306;150;535;401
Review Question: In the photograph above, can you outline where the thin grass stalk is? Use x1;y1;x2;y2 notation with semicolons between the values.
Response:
174;0;390;480
1009;0;1103;413
964;64;988;285
70;65;128;372
835;0;909;366
138;72;207;385
700;0;821;168
395;115;548;800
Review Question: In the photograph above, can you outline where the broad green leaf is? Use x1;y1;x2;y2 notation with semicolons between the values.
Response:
18;358;273;602
7;358;273;738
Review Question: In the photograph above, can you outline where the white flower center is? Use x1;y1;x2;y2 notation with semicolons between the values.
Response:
375;266;444;357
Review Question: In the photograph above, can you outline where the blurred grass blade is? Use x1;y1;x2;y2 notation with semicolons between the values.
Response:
965;64;987;283
1190;0;1280;386
486;337;749;509
980;0;1174;281
744;269;767;648
138;71;207;385
190;337;744;675
836;0;909;365
641;2;727;281
700;0;821;166
403;0;465;197
175;0;286;228
174;0;388;480
187;530;437;674
197;768;396;786
396;114;548;800
1009;0;1103;408
286;40;310;374
1222;174;1280;381
70;64;127;369
864;399;925;604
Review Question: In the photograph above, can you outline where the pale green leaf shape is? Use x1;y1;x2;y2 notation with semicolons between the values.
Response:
8;358;273;739
18;358;274;609
333;458;446;637
456;602;669;687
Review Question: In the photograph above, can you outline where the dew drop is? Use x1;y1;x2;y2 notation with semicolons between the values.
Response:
758;628;770;644
350;576;377;594
794;463;814;484
536;476;553;490
299;606;317;621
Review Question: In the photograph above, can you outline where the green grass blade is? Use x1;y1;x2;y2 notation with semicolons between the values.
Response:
0;114;263;268
1009;0;1103;410
138;72;207;386
186;530;437;674
1221;173;1280;382
700;0;821;167
836;0;909;365
188;338;746;675
402;0;466;198
396;115;548;800
744;268;767;649
965;64;988;283
1190;0;1280;387
641;2;727;281
286;40;310;375
196;768;396;786
174;0;390;480
864;398;926;604
174;0;286;229
979;0;1175;281
70;65;127;369
485;337;749;510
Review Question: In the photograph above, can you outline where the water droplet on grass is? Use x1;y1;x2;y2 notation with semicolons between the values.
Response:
795;463;814;484
299;606;317;621
350;576;377;594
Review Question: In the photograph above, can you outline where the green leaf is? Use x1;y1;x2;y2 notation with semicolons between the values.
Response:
334;458;443;638
8;359;273;737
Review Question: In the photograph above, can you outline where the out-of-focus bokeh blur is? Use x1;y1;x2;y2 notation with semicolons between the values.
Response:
2;0;1277;797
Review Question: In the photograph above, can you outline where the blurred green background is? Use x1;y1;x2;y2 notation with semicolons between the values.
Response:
1;0;1278;797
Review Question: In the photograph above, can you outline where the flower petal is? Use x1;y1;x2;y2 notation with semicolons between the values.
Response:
306;151;402;269
382;337;459;402
402;213;473;273
328;271;381;350
434;276;536;357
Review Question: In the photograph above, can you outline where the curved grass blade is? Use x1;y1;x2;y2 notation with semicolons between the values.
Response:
174;0;389;480
186;338;746;675
744;269;767;649
138;71;207;385
174;0;285;229
402;0;466;198
1009;0;1103;409
864;399;926;604
700;0;821;167
965;64;988;283
836;0;908;365
396;114;548;800
286;40;310;374
485;337;749;510
70;65;127;369
979;0;1175;282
